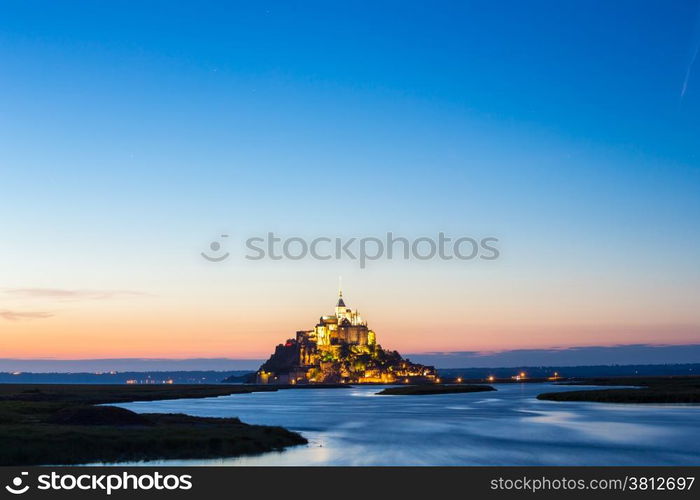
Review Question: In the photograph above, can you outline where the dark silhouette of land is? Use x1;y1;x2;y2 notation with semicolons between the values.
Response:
436;363;699;380
0;370;252;384
1;363;696;384
377;384;496;395
0;384;319;465
537;376;700;403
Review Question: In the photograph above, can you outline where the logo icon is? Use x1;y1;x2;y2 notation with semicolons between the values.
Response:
5;472;29;495
201;234;230;262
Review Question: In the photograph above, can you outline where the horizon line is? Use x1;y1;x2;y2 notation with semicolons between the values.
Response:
2;341;699;362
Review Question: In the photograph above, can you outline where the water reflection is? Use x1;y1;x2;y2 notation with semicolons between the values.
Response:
112;383;700;466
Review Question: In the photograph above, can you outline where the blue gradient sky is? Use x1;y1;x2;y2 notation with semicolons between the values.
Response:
1;1;699;358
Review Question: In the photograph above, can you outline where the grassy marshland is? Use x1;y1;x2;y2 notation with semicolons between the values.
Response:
537;376;700;403
0;384;309;465
377;384;496;396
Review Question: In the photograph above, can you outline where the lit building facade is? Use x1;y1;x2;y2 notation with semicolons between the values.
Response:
257;290;436;384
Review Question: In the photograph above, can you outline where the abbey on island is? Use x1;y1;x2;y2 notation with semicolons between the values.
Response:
257;289;437;384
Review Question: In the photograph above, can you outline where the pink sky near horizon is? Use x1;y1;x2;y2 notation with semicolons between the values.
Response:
2;269;699;359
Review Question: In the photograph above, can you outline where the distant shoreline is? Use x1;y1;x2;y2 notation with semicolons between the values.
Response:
1;362;697;384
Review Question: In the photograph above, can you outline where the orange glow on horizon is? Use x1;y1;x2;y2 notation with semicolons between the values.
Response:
2;282;699;359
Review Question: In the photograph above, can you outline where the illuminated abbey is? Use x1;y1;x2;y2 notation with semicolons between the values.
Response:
257;288;437;384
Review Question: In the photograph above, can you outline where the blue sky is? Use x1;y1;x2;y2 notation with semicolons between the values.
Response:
1;1;699;359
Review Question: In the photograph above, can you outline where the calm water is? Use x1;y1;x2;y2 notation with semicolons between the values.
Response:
113;383;700;466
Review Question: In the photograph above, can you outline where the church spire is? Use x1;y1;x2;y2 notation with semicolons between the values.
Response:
336;276;346;307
